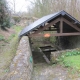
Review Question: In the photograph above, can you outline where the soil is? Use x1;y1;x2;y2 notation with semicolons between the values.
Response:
0;28;15;53
0;28;15;39
0;28;16;79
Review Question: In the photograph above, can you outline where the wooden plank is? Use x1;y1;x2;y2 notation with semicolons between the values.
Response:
29;18;60;36
44;29;57;31
63;18;80;32
40;46;56;51
29;32;80;37
39;48;51;64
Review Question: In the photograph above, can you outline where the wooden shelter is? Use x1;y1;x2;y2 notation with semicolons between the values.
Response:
19;10;80;38
19;10;80;63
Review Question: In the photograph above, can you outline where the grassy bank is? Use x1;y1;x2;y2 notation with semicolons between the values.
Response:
0;26;22;79
59;49;80;71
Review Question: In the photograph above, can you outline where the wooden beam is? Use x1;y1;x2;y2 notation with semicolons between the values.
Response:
44;29;57;31
63;18;80;32
60;17;63;33
29;32;80;37
39;48;51;64
29;18;60;36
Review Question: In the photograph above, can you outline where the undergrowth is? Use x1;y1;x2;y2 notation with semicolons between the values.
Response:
0;26;22;79
0;35;5;41
59;49;80;71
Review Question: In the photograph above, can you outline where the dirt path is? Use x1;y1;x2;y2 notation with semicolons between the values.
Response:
32;51;80;80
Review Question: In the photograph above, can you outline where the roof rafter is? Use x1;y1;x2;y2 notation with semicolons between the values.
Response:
63;18;80;32
29;18;60;37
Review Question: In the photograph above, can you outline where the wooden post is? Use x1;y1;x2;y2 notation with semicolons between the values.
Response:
60;17;63;33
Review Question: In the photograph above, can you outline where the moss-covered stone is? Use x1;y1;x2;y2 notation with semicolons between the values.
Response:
6;36;33;80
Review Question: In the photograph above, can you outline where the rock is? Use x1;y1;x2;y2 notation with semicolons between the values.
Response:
51;51;61;63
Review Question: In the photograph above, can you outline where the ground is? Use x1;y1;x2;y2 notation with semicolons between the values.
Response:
1;26;80;80
32;50;80;80
32;63;80;80
0;28;15;53
0;26;22;79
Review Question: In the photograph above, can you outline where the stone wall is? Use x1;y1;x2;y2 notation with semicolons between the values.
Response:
51;49;76;63
6;36;33;80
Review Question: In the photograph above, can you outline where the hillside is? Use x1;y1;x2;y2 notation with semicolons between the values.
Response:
0;26;22;79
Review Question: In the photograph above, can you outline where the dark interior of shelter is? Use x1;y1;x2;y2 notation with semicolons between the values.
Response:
56;36;80;50
31;21;80;63
55;22;80;50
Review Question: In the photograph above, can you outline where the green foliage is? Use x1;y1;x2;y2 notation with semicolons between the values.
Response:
63;50;80;57
13;16;21;23
0;35;5;41
50;36;56;44
7;26;22;41
8;34;15;41
0;26;22;77
43;36;56;44
62;55;80;70
0;34;19;76
13;26;23;33
59;50;80;70
0;0;10;29
43;37;50;42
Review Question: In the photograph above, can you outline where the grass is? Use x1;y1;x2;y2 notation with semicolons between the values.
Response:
0;35;5;41
0;36;18;75
13;25;23;33
59;49;80;71
62;55;80;70
0;26;23;79
8;33;15;41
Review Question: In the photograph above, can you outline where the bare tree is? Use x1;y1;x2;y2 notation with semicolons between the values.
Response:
13;0;16;13
27;0;80;21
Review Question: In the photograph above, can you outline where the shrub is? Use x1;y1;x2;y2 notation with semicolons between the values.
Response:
0;0;11;30
43;36;56;44
59;49;80;70
13;16;21;24
0;35;5;41
50;36;56;44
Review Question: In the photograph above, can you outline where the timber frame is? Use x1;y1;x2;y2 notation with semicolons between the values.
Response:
19;10;80;63
29;17;80;37
19;10;80;37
